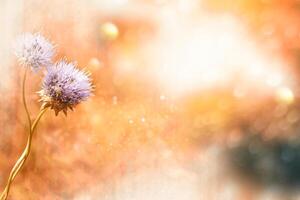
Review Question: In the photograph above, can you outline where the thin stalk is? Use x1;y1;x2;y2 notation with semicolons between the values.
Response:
0;68;47;200
0;108;47;200
22;67;32;139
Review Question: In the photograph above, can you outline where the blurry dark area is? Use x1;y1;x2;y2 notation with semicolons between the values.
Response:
229;134;300;188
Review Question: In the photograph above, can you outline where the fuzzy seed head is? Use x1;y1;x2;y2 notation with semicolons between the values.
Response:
39;60;92;115
14;33;55;72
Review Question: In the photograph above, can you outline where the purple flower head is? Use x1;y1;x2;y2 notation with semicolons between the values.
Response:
14;33;55;72
39;60;92;115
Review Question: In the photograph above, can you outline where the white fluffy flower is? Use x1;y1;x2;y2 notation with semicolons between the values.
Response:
14;33;55;72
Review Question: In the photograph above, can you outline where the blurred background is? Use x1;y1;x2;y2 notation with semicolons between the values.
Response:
1;0;300;199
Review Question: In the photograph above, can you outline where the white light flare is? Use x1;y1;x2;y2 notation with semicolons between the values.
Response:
146;12;294;97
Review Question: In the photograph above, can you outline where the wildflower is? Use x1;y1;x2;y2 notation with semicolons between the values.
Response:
14;33;54;72
39;60;92;115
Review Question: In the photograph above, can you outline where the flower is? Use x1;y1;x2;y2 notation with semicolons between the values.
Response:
39;60;92;115
14;33;55;72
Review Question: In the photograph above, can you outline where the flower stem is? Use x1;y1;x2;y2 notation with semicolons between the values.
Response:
22;67;32;140
0;69;48;200
0;108;47;200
